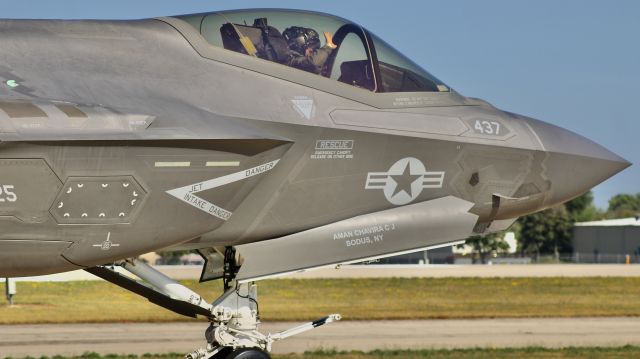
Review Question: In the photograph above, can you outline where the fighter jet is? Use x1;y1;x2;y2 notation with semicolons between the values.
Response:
0;8;629;359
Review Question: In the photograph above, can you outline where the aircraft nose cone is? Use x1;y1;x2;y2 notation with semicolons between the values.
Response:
523;117;630;206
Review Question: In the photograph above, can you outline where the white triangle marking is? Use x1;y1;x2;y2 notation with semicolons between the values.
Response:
292;98;314;120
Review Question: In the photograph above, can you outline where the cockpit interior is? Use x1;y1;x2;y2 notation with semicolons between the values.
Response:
176;10;449;93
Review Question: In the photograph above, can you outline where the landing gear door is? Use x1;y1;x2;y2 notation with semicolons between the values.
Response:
197;247;225;282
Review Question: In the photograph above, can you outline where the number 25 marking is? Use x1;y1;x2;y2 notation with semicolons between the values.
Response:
0;185;17;202
474;120;501;135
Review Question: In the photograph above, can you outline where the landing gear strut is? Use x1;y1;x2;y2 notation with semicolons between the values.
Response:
187;281;340;358
86;255;340;359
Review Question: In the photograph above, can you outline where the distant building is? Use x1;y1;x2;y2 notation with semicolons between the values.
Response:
573;217;640;263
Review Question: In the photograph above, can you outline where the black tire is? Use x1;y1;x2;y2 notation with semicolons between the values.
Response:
210;347;232;358
225;348;271;359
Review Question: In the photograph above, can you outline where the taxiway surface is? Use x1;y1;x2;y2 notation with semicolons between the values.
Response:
14;264;640;282
2;318;640;356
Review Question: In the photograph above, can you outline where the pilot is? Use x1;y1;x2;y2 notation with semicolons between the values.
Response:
283;26;337;75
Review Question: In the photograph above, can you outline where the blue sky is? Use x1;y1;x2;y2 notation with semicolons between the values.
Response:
1;1;638;208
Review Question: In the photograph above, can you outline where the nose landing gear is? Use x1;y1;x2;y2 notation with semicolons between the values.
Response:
86;257;341;359
188;281;341;359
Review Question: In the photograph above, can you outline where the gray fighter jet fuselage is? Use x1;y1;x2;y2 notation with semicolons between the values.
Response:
0;8;630;358
0;10;629;279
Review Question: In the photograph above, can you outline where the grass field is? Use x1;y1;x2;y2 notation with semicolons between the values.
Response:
8;347;640;359
2;277;640;323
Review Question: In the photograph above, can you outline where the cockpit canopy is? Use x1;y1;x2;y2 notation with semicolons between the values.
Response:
176;10;449;93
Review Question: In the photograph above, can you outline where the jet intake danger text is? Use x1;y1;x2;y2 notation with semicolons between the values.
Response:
166;159;280;221
182;192;232;220
245;161;278;176
333;223;397;248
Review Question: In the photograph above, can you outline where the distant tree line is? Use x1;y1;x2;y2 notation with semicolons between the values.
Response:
463;191;640;263
156;250;190;265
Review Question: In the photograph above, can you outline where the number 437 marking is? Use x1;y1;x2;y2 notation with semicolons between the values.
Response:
0;185;17;202
474;120;501;135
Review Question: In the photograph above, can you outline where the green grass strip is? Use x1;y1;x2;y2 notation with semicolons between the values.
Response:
3;277;640;323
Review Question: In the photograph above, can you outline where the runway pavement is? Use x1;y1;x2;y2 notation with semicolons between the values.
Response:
13;264;640;282
287;264;640;279
2;318;640;357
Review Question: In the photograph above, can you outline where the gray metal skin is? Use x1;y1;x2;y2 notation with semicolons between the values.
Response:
0;12;629;278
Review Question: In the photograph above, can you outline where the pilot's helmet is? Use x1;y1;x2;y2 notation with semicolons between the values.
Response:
283;26;321;54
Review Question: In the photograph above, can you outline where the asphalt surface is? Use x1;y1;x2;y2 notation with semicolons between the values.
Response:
2;318;640;357
14;264;640;282
288;264;640;279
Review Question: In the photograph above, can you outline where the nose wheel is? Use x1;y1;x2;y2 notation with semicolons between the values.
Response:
208;348;270;359
223;348;271;359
